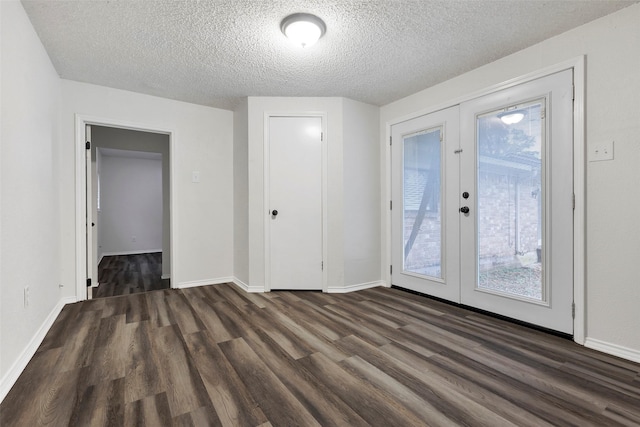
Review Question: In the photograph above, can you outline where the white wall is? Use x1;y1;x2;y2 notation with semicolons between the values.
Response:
0;0;62;393
100;154;163;255
380;4;640;358
92;126;171;278
233;98;249;285
342;98;381;287
59;80;234;292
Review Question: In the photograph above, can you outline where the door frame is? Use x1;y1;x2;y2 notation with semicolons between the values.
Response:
263;112;328;292
75;114;176;301
383;56;586;344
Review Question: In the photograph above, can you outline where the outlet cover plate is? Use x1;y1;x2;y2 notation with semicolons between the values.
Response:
589;141;614;162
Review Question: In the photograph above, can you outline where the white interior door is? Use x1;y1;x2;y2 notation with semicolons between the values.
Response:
459;70;574;334
268;116;323;290
391;106;460;301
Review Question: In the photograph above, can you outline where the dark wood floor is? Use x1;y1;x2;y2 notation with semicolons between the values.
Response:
2;284;639;426
94;253;169;298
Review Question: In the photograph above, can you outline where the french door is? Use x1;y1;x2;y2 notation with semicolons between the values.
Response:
391;106;460;301
391;70;574;334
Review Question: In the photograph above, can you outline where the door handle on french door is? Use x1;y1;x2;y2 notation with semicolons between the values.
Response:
460;206;470;214
271;210;278;217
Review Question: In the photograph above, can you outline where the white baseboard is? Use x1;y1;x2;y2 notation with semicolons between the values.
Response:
232;277;265;293
327;280;384;294
101;249;162;257
161;274;171;280
584;338;640;363
0;296;76;403
176;276;234;289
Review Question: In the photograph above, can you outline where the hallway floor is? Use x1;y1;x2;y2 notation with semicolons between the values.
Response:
93;252;169;298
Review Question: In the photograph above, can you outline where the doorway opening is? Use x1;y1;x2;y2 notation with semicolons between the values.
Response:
90;127;170;298
76;117;174;301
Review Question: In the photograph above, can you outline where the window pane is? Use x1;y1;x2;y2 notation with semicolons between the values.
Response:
403;128;442;279
476;102;544;300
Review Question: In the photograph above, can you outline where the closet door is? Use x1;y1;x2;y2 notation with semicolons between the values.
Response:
267;116;323;290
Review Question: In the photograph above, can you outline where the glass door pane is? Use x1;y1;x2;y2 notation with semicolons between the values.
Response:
476;101;545;301
403;128;442;279
391;105;460;303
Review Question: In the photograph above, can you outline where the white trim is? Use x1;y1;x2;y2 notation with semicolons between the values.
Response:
383;56;586;342
263;112;328;292
0;296;76;403
176;277;234;289
75;115;176;301
327;281;384;294
100;249;162;257
572;57;586;345
584;338;640;364
232;277;265;293
383;122;392;288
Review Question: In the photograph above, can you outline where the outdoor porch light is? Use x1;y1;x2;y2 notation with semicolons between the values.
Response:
281;13;326;48
497;109;525;125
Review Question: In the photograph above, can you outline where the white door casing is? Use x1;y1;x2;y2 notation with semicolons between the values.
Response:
75;114;176;301
266;116;324;291
85;124;93;299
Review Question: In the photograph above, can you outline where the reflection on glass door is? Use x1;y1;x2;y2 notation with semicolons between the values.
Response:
476;101;545;301
403;128;442;279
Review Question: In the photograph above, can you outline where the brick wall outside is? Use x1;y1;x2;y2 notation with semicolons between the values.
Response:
404;170;540;273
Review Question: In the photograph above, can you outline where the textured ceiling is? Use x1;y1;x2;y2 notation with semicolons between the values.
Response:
21;0;638;110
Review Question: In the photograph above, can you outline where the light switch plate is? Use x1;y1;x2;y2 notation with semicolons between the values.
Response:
589;141;614;162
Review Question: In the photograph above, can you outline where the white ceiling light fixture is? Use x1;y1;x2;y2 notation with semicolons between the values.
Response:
497;109;525;125
281;13;326;48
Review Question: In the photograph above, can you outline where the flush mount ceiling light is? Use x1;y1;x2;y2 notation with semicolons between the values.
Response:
281;13;326;48
497;109;525;125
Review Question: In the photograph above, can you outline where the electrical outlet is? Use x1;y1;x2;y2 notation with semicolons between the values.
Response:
589;141;614;162
24;286;30;308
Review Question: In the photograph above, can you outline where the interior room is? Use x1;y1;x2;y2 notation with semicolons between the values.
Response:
1;0;639;424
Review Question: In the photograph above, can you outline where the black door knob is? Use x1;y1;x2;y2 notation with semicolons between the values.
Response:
271;210;278;216
462;192;469;199
460;206;470;214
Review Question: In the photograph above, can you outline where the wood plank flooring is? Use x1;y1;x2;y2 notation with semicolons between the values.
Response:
94;253;169;298
2;283;639;426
